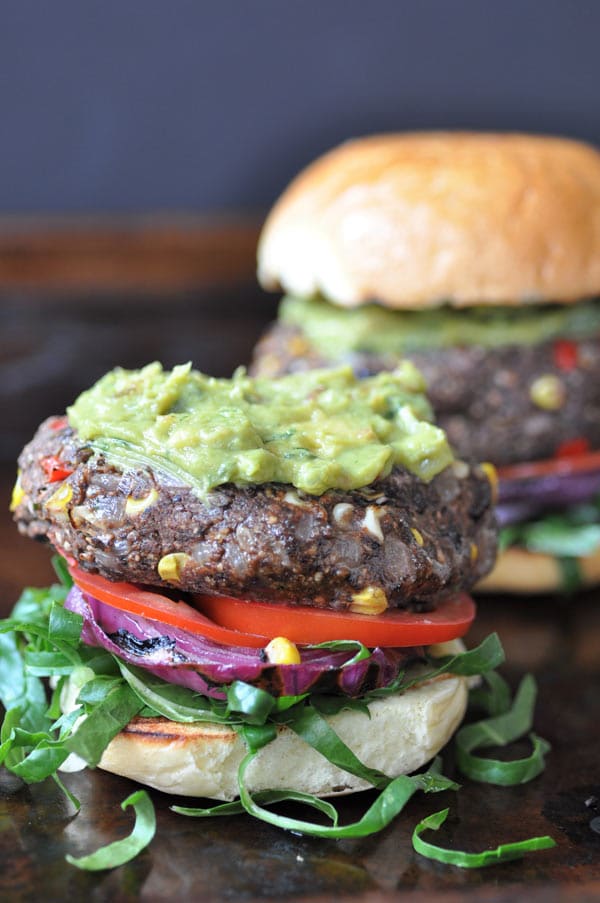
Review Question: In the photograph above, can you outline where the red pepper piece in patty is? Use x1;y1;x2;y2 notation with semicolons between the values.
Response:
48;416;68;431
552;339;578;371
40;455;74;483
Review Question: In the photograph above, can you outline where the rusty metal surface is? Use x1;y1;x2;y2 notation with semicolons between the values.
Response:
1;492;599;900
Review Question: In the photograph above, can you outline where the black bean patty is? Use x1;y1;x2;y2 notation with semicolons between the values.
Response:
251;323;600;466
14;418;497;611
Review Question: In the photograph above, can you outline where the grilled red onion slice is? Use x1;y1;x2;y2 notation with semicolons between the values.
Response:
65;586;423;700
497;469;600;526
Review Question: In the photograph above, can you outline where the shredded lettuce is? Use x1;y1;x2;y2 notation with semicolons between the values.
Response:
455;672;551;785
232;755;456;839
499;497;600;591
467;669;512;717
411;672;555;867
412;807;556;867
65;790;156;871
65;683;144;767
500;497;600;571
0;562;554;869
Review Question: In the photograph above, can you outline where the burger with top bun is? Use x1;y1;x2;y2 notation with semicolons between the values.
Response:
253;132;600;593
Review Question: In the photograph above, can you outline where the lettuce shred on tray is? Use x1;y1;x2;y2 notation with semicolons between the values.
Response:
0;558;554;871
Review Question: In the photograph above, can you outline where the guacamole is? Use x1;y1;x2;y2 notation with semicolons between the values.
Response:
279;295;600;359
68;362;454;496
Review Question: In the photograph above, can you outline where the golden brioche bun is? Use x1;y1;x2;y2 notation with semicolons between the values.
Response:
61;670;468;801
258;132;600;308
477;544;600;593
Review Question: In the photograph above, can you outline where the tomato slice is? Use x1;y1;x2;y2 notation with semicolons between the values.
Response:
498;449;600;482
555;437;591;459
70;566;270;648
193;592;476;647
70;565;475;648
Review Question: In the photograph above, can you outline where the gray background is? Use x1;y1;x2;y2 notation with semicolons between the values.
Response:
1;0;598;213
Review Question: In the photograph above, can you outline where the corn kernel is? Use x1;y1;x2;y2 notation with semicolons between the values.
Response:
288;336;309;355
529;374;565;411
481;462;498;503
350;586;388;615
410;527;424;546
470;543;479;562
264;636;301;665
125;488;159;517
363;506;384;543
157;552;191;582
10;471;25;511
45;482;73;512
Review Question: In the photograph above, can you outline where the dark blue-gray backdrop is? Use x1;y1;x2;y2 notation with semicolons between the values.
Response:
1;0;598;213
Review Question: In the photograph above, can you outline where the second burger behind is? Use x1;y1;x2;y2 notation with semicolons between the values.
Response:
253;132;600;593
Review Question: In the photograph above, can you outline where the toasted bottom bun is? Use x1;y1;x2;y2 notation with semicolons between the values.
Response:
91;674;467;801
476;545;600;594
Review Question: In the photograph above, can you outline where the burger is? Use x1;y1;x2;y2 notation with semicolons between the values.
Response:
253;132;600;594
7;360;499;824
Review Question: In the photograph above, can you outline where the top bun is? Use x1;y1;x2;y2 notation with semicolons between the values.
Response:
257;132;600;309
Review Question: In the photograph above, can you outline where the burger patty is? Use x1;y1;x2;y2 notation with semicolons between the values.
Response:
14;418;497;611
251;323;600;466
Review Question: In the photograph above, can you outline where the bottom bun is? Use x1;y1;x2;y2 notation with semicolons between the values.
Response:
476;545;600;594
95;674;468;800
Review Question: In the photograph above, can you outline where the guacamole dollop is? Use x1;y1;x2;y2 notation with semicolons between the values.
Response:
68;362;454;496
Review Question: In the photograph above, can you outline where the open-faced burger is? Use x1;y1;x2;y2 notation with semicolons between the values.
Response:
10;361;497;803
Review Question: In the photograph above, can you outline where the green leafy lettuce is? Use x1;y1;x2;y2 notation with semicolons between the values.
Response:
0;562;554;869
412;669;555;865
412;808;555;867
500;496;600;591
65;790;156;870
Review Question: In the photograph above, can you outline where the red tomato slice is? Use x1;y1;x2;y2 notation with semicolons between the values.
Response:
192;592;476;647
70;565;270;648
498;449;600;482
555;437;591;459
70;565;475;648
